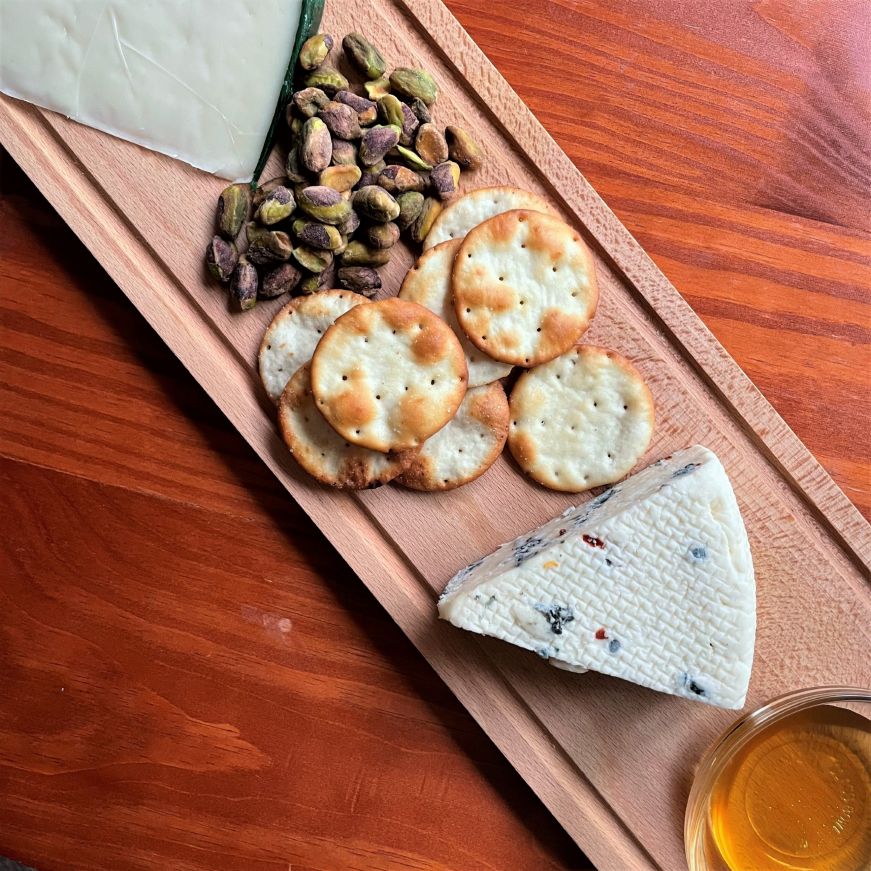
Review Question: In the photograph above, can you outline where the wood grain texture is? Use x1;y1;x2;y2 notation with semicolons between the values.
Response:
0;2;869;871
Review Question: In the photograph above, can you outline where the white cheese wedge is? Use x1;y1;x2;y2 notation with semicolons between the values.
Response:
0;0;304;180
438;446;756;709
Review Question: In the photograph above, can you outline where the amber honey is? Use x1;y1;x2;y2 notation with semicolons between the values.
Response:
708;704;871;870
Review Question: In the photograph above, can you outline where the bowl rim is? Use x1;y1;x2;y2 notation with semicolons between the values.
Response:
684;684;871;871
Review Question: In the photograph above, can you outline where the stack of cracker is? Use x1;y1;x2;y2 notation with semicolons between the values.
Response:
259;185;655;494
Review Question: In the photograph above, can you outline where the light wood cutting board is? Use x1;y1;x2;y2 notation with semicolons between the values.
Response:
1;1;869;868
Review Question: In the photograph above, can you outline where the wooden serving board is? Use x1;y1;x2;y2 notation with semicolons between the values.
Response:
2;1;869;868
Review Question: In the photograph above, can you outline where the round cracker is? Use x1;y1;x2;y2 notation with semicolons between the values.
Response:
423;185;555;251
396;382;509;491
399;240;513;388
453;210;598;367
310;297;468;452
508;345;654;492
258;290;371;403
278;364;417;489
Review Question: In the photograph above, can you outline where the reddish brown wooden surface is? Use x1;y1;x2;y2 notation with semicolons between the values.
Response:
1;2;869;870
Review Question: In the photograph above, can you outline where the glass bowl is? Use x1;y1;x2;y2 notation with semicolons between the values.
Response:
685;686;871;871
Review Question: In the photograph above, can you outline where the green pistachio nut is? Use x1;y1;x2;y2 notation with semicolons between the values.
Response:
365;222;400;250
415;123;449;166
297;185;353;225
399;102;419;146
301;117;332;173
377;164;425;195
340;241;391;267
333;235;349;257
352;185;401;223
391;145;432;172
246;223;293;265
206;235;238;283
359;125;401;166
304;65;349;95
298;260;337;294
319;164;362;192
445;126;484;170
230;256;258;311
335;90;378;126
216;183;251;239
389;67;438;106
293;245;333;273
299;33;334;71
378;94;405;129
260;262;302;298
330;139;358;166
410;196;443;244
319;100;361;141
284;146;308;183
364;76;391;100
409;97;431;124
252;175;290;211
342;32;387;80
255;186;296;224
430;161;461;201
292;87;330;119
395;191;425;231
337;266;382;296
298;272;321;295
297;221;343;251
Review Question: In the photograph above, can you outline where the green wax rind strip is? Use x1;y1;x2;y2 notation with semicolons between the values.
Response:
252;0;326;187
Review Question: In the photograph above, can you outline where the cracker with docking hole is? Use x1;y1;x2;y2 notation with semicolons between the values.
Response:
396;382;509;491
452;210;599;367
399;240;513;388
310;297;468;452
508;345;654;492
423;185;556;250
278;364;418;489
258;290;371;403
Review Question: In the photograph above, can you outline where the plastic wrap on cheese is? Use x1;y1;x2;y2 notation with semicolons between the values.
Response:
0;0;303;180
439;445;756;709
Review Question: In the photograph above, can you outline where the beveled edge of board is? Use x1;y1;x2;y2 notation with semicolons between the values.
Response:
397;0;871;572
0;94;657;871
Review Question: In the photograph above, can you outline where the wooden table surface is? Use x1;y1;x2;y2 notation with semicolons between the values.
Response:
1;2;869;869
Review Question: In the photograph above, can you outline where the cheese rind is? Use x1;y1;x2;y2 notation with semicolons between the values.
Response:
0;0;305;180
438;446;756;709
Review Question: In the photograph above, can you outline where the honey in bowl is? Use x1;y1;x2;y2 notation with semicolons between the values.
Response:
708;704;871;870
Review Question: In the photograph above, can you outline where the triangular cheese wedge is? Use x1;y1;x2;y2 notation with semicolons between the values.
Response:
438;446;756;709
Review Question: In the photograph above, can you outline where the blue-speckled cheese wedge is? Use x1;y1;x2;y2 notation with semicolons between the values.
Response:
438;445;756;709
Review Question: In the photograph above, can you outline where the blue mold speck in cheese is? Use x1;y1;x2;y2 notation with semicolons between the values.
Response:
513;535;546;566
688;545;708;562
682;673;707;697
533;603;575;635
591;487;619;508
